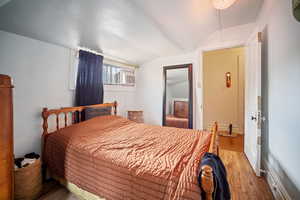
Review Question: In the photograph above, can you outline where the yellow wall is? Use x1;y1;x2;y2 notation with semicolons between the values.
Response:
203;47;245;133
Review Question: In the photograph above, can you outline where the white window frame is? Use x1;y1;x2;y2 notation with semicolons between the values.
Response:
68;50;136;91
103;63;135;87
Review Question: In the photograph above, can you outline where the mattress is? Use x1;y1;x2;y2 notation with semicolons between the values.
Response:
44;115;211;200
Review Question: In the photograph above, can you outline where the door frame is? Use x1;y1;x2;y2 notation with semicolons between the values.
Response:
201;47;245;132
162;64;193;129
199;37;263;176
200;44;245;131
198;43;245;130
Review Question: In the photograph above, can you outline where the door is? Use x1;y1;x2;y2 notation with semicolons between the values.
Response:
244;32;262;176
203;47;245;133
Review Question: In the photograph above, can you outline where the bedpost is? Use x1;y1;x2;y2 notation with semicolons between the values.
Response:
209;122;219;156
41;107;49;180
114;101;117;115
201;165;214;200
201;122;218;200
42;107;49;136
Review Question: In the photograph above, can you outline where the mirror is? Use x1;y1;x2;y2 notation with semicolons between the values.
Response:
163;64;193;129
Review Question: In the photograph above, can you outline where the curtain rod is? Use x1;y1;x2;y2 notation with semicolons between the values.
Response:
77;47;139;68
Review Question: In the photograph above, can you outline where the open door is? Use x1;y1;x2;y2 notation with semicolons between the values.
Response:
244;32;262;176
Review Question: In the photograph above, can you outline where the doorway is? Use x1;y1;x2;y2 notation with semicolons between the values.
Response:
162;64;193;129
202;34;264;176
203;47;245;135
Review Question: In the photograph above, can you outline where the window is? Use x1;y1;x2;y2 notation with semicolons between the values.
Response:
103;63;135;86
69;50;136;90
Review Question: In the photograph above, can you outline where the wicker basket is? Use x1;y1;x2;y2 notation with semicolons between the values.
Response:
14;158;42;200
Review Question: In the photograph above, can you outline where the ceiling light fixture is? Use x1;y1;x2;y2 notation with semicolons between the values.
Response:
212;0;237;10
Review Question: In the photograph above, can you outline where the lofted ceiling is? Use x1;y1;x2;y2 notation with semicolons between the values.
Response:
0;0;263;65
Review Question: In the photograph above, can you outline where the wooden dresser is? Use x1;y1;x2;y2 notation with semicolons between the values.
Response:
0;74;14;200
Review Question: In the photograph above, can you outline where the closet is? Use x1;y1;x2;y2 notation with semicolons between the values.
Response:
0;74;14;200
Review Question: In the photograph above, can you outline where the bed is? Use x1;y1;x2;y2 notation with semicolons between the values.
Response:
165;100;189;128
41;102;219;200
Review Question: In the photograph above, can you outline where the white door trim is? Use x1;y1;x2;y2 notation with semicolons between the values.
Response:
197;41;245;131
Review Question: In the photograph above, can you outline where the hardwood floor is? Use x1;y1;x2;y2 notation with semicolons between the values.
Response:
38;180;78;200
39;188;78;200
39;134;274;200
219;134;274;200
219;133;244;152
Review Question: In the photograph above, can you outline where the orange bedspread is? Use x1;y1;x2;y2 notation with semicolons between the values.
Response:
44;115;211;200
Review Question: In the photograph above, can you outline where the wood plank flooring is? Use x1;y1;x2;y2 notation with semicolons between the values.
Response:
39;134;274;200
219;134;274;200
219;134;244;152
39;187;78;200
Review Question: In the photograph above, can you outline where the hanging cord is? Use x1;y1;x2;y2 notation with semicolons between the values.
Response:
217;9;223;42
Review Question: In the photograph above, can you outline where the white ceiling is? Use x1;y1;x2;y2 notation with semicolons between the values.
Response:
0;0;263;65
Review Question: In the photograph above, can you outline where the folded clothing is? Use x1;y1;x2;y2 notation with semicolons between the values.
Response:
21;158;36;168
15;152;40;169
15;158;24;168
24;152;40;159
198;152;230;200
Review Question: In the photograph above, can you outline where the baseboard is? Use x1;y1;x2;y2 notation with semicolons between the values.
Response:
264;159;292;200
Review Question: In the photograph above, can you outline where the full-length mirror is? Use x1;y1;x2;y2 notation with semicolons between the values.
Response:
163;64;193;129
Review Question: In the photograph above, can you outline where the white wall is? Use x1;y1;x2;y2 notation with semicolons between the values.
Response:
200;23;255;48
136;52;202;128
104;85;137;117
136;22;255;129
0;31;136;157
0;30;73;157
255;0;300;198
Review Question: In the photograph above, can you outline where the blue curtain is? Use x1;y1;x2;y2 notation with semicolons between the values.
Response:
75;50;104;106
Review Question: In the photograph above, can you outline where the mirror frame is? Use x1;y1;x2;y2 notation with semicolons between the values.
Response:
162;64;193;129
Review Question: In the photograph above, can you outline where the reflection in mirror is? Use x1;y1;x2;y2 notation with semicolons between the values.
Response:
163;65;193;129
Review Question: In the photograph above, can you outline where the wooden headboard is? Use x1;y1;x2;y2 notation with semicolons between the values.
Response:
41;101;117;136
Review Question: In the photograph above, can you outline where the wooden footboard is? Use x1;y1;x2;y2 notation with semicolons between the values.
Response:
201;122;219;200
